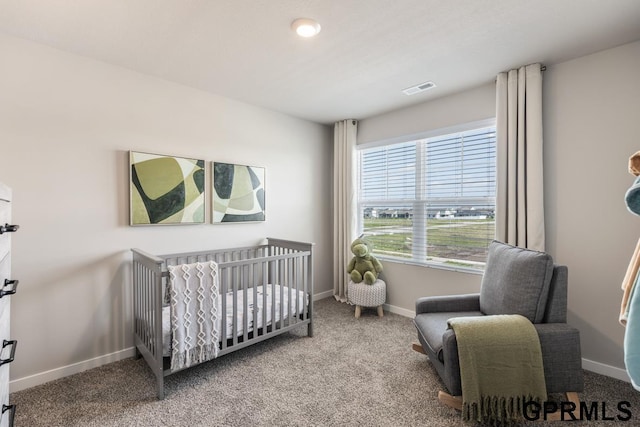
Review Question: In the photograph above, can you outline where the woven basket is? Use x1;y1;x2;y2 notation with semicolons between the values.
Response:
348;279;386;307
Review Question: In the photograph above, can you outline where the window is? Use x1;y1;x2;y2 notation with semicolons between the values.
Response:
357;122;496;271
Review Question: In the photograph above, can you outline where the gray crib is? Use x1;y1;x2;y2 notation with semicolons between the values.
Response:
131;238;314;399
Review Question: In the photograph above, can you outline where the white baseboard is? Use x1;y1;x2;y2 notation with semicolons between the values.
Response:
582;357;630;383
10;347;136;393
313;290;334;301
383;303;415;318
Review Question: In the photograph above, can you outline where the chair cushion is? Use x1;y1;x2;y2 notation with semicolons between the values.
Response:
479;240;554;323
414;311;483;362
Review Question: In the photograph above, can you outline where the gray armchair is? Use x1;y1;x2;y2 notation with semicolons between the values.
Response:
413;240;583;409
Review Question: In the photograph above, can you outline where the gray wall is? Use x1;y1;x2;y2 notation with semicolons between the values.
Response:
358;40;640;377
0;34;333;390
544;40;640;371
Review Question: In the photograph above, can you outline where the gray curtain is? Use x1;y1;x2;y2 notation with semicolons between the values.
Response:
333;119;358;302
495;63;545;251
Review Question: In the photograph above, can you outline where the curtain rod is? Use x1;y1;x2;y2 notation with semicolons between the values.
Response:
494;64;546;82
500;64;546;74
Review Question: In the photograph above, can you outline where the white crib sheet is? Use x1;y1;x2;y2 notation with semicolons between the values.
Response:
162;284;307;356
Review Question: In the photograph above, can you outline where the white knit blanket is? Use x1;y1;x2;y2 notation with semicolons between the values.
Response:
168;261;220;371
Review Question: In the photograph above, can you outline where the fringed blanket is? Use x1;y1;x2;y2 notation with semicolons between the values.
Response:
447;314;547;424
168;261;220;371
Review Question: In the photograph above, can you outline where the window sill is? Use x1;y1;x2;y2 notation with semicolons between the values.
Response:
377;256;485;276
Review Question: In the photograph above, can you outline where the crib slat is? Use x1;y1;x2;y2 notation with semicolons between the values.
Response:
293;255;299;326
286;254;291;327
297;255;302;323
221;264;228;350
232;265;238;347
286;250;290;325
303;254;308;321
262;260;267;337
242;262;248;343
289;253;294;327
279;257;284;331
271;257;276;332
251;261;257;340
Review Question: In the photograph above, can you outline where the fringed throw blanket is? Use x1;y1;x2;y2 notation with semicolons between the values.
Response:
168;261;220;371
447;314;547;424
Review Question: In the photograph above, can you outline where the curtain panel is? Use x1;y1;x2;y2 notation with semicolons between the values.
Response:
333;119;358;302
495;63;545;251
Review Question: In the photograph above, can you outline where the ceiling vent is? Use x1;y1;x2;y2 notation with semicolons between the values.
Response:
402;81;436;96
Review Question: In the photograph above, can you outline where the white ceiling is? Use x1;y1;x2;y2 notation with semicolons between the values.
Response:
1;0;640;125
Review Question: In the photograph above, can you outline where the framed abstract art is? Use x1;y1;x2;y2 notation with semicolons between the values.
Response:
212;162;265;223
130;151;205;225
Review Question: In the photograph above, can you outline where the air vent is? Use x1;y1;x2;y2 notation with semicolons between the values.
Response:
402;81;436;96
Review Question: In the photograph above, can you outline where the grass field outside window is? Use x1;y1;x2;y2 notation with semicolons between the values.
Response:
363;216;494;271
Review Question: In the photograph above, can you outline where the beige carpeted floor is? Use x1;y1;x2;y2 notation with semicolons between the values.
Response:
10;298;640;426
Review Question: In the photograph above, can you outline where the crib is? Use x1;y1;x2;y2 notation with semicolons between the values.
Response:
131;238;314;399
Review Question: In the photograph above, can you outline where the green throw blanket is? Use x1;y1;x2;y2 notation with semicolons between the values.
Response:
447;314;547;424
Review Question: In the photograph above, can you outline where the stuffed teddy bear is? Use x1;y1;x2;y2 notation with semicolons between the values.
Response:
347;237;383;285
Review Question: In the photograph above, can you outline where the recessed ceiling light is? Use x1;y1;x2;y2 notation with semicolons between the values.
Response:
292;18;321;38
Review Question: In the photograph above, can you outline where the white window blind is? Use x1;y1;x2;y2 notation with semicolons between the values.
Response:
358;125;496;271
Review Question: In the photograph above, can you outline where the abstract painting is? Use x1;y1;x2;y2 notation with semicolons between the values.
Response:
213;162;265;223
130;151;205;225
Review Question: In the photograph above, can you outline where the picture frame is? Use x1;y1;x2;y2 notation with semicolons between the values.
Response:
212;162;265;223
129;151;206;225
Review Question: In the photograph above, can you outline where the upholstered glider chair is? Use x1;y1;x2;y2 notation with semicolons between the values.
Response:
412;240;583;416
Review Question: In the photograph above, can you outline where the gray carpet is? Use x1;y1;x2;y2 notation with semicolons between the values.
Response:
10;298;640;426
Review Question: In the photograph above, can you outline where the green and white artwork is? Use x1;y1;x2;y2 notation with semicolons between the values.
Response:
213;162;265;223
130;151;205;225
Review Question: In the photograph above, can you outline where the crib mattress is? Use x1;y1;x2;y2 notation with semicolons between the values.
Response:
162;284;307;356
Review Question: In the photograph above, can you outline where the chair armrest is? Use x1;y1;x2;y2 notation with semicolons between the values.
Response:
415;293;481;315
534;323;584;393
441;329;463;396
534;323;582;353
440;321;584;396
